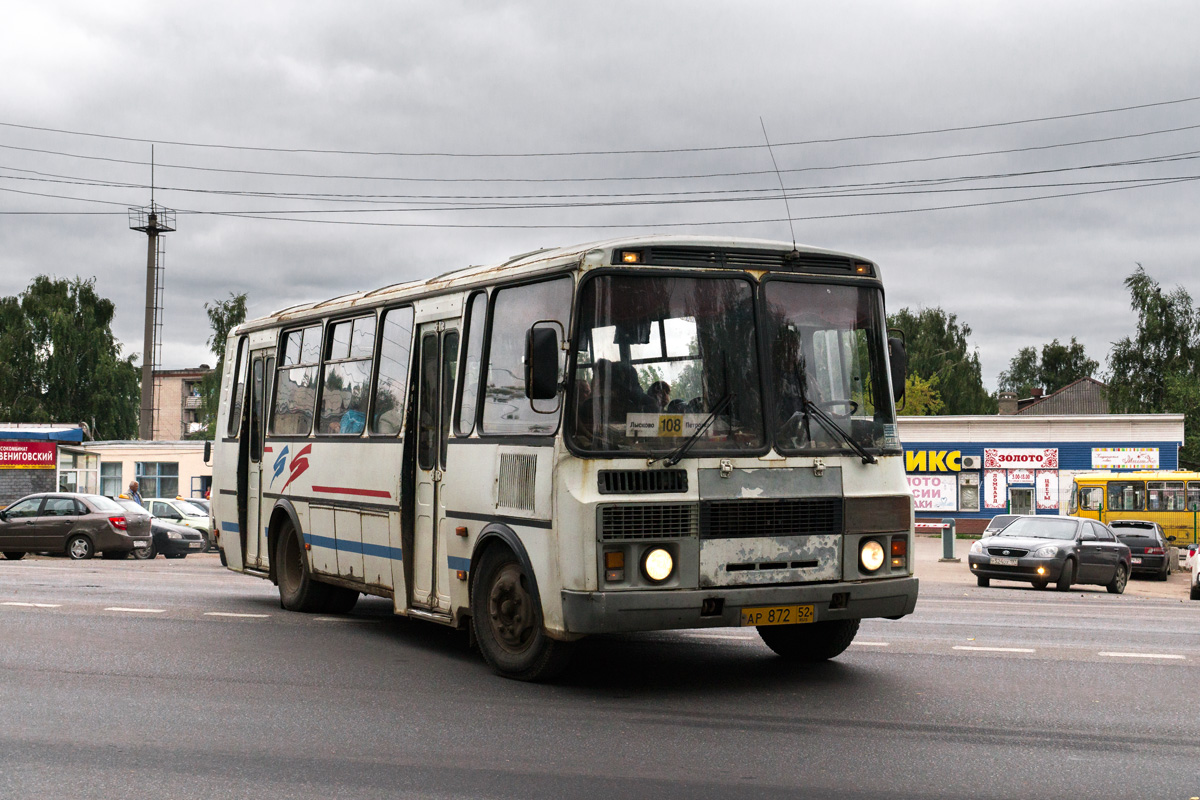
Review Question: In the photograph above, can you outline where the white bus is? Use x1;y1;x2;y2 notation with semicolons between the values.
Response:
210;236;918;680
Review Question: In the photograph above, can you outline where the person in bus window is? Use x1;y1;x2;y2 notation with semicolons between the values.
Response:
648;380;671;411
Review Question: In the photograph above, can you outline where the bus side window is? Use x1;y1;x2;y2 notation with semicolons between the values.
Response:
1188;481;1200;511
226;337;247;437
272;325;321;436
1079;487;1102;511
371;306;414;436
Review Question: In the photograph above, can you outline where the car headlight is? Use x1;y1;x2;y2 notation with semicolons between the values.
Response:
167;531;183;540
1032;545;1058;558
641;547;674;583
970;540;984;554
860;540;885;572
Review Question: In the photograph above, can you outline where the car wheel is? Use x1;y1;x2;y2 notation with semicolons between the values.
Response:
2;551;26;560
275;521;330;612
1031;579;1048;590
1191;579;1200;601
1107;563;1129;595
1158;561;1170;581
757;619;860;662
976;576;990;587
132;544;155;560
1055;558;1075;592
470;545;571;681
66;535;94;560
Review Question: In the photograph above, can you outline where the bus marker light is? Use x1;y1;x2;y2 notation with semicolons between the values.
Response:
605;551;625;582
455;526;468;538
456;570;467;581
891;558;904;569
619;250;643;264
305;542;311;551
891;538;907;557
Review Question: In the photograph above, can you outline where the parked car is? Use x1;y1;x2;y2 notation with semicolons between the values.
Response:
186;497;210;515
144;497;212;550
1185;542;1200;572
982;514;1020;536
114;499;206;559
0;492;152;560
968;515;1132;593
1108;520;1177;580
1191;546;1200;600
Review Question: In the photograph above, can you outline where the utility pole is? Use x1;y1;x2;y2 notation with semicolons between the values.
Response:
128;146;175;440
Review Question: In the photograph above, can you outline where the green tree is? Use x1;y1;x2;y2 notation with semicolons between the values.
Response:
0;276;139;439
998;338;1097;396
194;292;248;439
898;374;945;416
1107;264;1200;466
887;307;995;415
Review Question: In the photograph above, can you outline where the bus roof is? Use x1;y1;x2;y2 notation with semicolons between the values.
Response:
235;235;876;332
1073;471;1200;482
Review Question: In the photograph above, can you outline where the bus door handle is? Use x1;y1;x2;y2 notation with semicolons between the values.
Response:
433;469;443;482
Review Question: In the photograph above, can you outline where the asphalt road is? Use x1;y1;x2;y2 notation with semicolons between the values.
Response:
2;546;1198;800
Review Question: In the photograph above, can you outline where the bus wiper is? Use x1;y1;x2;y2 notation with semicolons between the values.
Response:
804;398;877;465
651;393;734;467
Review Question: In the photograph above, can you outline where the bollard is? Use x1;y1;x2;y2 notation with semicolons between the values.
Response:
939;517;960;562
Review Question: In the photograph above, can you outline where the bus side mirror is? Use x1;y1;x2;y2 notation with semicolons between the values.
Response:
888;335;907;403
525;324;560;401
203;440;212;465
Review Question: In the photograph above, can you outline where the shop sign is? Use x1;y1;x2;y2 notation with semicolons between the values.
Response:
906;474;957;511
984;470;1008;509
1008;469;1035;484
905;450;962;472
984;448;1059;469
0;441;57;469
1091;447;1159;470
1036;471;1059;510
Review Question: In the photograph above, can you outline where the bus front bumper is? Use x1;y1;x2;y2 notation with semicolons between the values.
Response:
560;576;918;635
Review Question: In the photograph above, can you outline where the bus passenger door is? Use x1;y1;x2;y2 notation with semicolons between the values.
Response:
411;321;459;612
244;348;273;570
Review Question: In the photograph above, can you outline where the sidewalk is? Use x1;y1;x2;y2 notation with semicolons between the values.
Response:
912;534;1193;599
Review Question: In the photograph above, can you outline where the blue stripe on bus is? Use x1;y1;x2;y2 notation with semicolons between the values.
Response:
220;521;239;533
447;555;471;572
303;532;404;562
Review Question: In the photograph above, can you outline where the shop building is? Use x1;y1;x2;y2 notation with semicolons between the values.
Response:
898;414;1185;534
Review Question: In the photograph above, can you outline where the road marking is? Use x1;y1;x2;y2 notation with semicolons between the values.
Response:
682;632;755;642
204;612;271;618
953;645;1036;653
105;607;165;614
1098;651;1185;660
2;601;62;608
312;617;352;622
850;641;890;647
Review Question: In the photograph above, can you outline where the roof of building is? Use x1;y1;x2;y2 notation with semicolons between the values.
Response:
1015;377;1109;415
0;424;86;442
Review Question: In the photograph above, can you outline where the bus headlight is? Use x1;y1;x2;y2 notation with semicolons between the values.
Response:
860;540;885;572
642;547;674;583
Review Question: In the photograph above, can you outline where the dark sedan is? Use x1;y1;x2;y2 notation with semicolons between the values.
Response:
0;492;152;560
968;515;1131;593
114;499;206;559
1109;519;1177;580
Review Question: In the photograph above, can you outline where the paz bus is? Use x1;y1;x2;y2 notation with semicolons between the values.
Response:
209;236;919;680
1070;470;1200;545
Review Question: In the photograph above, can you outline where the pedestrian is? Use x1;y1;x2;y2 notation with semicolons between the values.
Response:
128;480;143;505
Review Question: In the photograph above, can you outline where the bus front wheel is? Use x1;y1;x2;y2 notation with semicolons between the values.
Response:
276;522;329;612
757;619;860;662
470;546;571;682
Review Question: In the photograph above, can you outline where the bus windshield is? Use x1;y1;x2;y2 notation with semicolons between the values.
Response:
570;274;764;454
761;280;897;455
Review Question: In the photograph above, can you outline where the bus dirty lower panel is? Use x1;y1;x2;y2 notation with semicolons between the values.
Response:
699;534;840;587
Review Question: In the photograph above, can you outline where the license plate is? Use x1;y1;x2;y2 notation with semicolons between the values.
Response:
1131;557;1142;564
189;542;202;549
740;604;814;627
133;541;148;548
989;556;1018;566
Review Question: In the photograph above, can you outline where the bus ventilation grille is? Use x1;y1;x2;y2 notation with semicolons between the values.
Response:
638;247;861;274
600;504;698;541
699;498;843;539
497;453;537;511
598;469;688;494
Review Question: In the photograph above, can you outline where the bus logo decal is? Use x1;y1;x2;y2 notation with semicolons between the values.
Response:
271;446;289;487
281;444;312;493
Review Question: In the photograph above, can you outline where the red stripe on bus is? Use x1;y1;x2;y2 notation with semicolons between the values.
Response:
311;485;393;499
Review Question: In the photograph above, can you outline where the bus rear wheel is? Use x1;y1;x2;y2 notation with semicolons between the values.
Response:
470;546;571;682
757;619;860;662
275;521;330;612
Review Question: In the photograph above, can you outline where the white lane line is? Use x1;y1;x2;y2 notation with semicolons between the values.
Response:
681;632;755;642
850;641;890;647
204;612;271;618
953;645;1036;653
105;607;165;614
1098;651;1185;660
312;617;352;622
2;601;62;608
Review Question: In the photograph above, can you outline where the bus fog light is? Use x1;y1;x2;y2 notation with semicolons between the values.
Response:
642;547;674;583
860;540;885;572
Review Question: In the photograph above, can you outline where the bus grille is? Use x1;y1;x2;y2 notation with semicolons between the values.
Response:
630;246;865;275
699;498;843;539
497;453;537;511
599;504;697;540
598;469;688;494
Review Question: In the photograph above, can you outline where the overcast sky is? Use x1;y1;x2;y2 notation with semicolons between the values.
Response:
4;1;1200;391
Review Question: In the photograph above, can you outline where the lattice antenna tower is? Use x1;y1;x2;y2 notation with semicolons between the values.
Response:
128;145;176;440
